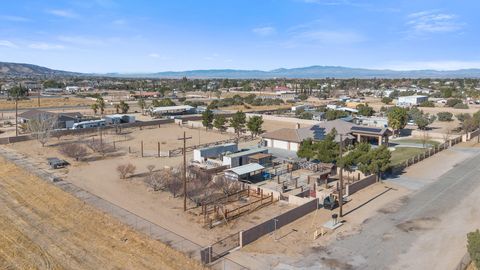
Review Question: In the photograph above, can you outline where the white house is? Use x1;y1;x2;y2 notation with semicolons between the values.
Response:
397;95;428;107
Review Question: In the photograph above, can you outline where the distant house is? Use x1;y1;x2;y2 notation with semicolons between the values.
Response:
397;95;428;107
148;105;195;116
261;119;392;153
18;109;83;129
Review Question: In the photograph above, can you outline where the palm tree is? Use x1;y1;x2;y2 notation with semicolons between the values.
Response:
91;103;99;115
96;97;106;115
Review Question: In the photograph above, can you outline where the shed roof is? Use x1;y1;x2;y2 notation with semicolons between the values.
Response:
224;148;267;158
226;163;264;176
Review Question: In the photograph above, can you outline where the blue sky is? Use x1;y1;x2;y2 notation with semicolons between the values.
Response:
0;0;479;73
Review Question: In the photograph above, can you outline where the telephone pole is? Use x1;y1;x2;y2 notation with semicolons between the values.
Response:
338;134;344;217
178;131;192;211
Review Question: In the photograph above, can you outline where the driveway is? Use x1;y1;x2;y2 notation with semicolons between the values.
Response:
276;146;480;269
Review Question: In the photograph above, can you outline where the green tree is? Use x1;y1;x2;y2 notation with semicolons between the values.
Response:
230;111;247;138
468;230;480;269
119;100;129;113
314;132;339;163
246;115;264;138
358;145;391;181
91;103;99;115
213;114;227;132
96;97;106;115
8;86;28;136
201;108;214;129
357;104;375;116
388;107;408;136
297;138;315;160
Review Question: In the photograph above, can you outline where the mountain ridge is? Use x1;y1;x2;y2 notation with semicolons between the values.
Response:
2;61;480;79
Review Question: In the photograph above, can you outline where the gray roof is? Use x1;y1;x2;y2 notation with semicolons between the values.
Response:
226;163;264;176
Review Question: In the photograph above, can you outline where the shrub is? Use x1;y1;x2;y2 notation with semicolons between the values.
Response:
87;140;115;156
467;230;480;269
437;112;453;122
446;98;463;107
117;163;136;179
418;101;435;107
59;143;88;161
454;103;469;109
381;97;393;104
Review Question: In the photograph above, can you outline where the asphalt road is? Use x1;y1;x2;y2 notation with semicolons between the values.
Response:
284;147;480;270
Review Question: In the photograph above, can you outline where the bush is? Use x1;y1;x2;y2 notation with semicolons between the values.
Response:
381;97;393;104
59;143;88;161
454;103;469;109
467;230;480;269
437;112;453;121
418;101;435;107
446;98;463;107
117;163;136;179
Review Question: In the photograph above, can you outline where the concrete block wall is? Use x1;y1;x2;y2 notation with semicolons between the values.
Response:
240;198;318;246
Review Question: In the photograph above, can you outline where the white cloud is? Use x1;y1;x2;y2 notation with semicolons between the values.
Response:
0;40;18;48
29;42;65;50
407;10;463;34
252;26;276;36
0;15;30;22
382;61;480;71
296;30;364;43
148;53;160;58
46;9;78;18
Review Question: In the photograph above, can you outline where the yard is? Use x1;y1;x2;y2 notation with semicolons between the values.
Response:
390;147;425;166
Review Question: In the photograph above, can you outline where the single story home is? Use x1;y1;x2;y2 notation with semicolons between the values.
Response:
261;119;392;153
397;95;428;107
18;109;83;129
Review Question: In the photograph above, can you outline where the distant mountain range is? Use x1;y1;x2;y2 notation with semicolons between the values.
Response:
0;62;80;77
2;61;480;79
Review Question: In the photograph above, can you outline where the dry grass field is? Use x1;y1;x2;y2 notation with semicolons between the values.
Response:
0;157;205;270
0;97;94;110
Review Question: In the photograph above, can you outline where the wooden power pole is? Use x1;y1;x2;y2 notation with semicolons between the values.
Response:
338;134;344;217
178;131;192;211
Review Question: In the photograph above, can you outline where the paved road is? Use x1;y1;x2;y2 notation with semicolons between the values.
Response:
281;148;480;270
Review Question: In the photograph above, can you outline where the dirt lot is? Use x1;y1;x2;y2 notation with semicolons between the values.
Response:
0;157;204;270
4;123;289;247
0;97;94;110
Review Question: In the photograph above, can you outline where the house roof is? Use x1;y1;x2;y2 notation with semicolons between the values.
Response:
226;163;265;176
18;109;82;121
262;119;390;143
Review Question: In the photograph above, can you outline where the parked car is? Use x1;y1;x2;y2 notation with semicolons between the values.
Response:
47;157;69;169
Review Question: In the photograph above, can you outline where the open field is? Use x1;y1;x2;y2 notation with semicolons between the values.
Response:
0;157;204;270
0;97;94;110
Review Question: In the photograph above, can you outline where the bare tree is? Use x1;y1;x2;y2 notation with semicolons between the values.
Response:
421;130;430;149
59;143;88;161
87;140;115;156
165;168;182;197
26;115;57;147
117;163;136;179
211;175;241;195
144;172;164;191
442;129;452;143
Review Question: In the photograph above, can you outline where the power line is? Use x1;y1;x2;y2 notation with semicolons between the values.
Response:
177;131;192;211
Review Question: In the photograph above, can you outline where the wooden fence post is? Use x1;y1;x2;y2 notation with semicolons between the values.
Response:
157;142;160;157
141;140;144;157
113;141;116;150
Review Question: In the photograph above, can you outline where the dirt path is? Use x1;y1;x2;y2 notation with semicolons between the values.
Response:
0;159;205;270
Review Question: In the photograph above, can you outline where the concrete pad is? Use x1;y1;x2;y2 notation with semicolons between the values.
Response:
323;220;343;230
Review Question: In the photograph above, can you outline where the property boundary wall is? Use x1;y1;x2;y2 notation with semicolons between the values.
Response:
346;174;376;196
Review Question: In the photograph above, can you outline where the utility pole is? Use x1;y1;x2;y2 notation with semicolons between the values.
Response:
178;131;192;211
338;134;344;218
